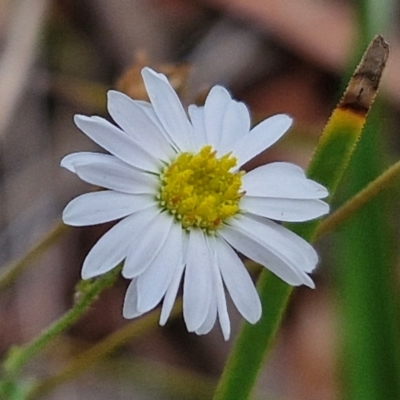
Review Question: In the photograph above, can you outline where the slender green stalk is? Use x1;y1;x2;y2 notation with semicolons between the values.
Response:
0;221;68;292
25;301;182;399
315;158;400;239
213;273;291;400
3;267;120;376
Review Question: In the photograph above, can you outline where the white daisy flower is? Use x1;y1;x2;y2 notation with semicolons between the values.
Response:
62;67;329;340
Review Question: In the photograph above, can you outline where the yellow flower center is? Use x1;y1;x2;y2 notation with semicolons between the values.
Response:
158;145;244;231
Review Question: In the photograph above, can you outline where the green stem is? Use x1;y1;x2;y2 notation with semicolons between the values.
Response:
315;158;400;239
26;300;182;399
0;221;68;293
3;267;120;376
213;273;291;400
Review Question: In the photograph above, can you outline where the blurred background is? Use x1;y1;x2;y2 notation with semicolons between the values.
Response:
0;0;400;399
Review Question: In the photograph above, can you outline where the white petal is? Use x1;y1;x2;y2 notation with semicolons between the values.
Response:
241;197;329;222
195;296;217;335
188;105;207;149
122;210;174;279
136;222;183;313
195;235;231;339
134;99;177;147
242;162;329;199
239;214;319;272
107;90;175;161
221;225;313;287
232;114;292;168
183;229;213;332
74;115;162;172
61;152;113;173
81;213;139;279
219;104;250;156
215;236;261;323
62;152;158;194
141;68;194;152
246;214;318;273
63;192;154;226
159;262;185;325
74;159;158;194
123;280;143;319
203;86;232;148
217;287;230;341
220;215;316;287
207;236;230;340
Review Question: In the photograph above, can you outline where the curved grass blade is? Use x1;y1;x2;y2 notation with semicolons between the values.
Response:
213;36;389;400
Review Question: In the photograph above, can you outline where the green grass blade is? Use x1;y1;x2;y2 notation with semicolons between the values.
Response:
213;36;389;400
335;103;400;400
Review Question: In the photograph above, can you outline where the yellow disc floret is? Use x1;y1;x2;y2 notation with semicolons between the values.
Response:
159;145;244;231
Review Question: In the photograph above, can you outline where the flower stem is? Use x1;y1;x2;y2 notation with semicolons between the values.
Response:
213;273;291;400
3;267;120;377
25;300;182;399
0;221;68;293
315;158;400;239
